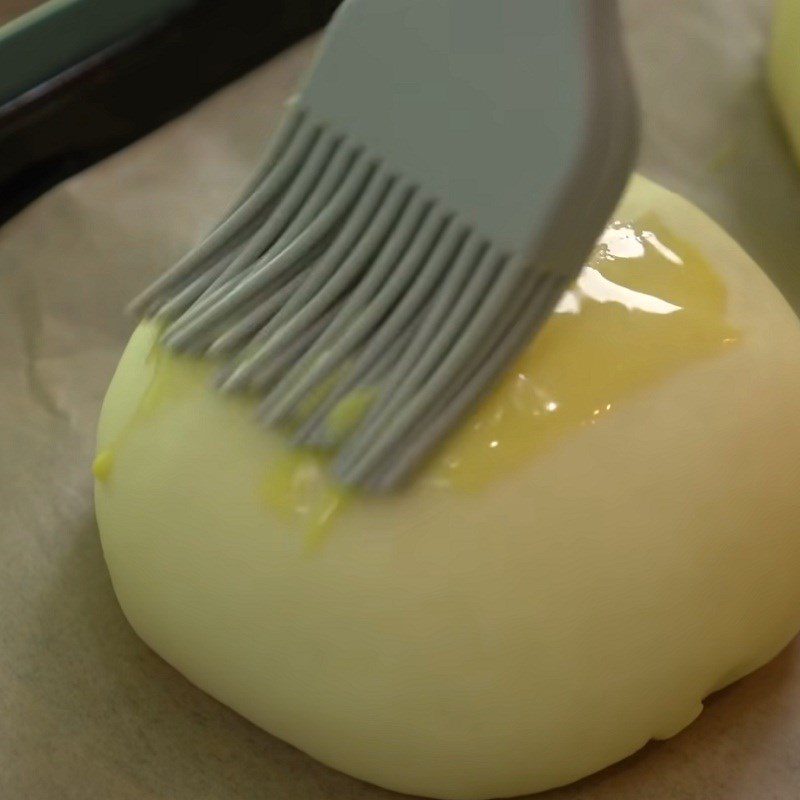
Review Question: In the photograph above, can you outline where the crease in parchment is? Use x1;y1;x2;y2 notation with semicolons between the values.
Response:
2;265;69;422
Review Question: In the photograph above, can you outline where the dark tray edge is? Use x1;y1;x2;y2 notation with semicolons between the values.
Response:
0;0;338;226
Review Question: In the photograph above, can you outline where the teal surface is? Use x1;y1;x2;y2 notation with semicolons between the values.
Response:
0;0;195;105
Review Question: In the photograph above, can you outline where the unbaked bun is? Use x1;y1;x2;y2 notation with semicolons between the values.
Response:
95;176;800;799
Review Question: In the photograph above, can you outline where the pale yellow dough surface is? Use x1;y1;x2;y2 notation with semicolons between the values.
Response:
771;0;800;166
95;176;800;799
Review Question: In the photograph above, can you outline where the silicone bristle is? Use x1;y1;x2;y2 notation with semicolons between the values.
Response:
131;111;570;490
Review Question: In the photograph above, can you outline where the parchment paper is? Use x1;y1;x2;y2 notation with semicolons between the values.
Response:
2;2;799;798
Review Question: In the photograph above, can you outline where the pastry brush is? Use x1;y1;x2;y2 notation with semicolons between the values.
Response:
130;0;638;491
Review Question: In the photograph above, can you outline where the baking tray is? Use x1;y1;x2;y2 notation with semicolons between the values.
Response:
0;0;338;224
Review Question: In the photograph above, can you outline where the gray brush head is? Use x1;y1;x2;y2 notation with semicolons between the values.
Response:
130;0;637;491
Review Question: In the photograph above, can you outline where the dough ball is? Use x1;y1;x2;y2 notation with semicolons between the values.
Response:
771;0;800;166
94;176;800;799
